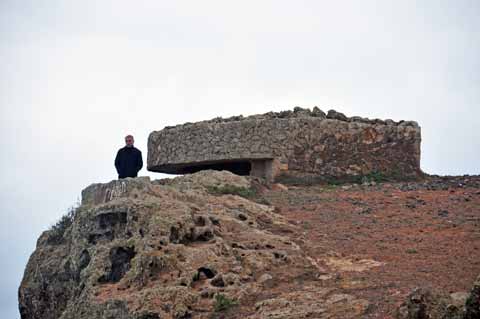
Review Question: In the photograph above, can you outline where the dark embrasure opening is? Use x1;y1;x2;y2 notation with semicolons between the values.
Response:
179;160;252;176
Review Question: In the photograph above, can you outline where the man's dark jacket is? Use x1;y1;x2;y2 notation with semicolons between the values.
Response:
115;146;143;179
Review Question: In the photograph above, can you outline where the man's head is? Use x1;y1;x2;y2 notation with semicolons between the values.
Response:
125;135;134;147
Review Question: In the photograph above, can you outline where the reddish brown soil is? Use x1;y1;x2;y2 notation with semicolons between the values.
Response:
263;179;480;318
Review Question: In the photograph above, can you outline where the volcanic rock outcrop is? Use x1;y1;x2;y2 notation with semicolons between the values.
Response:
396;275;480;319
19;171;480;318
18;171;370;319
148;107;422;182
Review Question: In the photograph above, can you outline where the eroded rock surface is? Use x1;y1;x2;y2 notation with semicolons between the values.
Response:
19;171;369;319
396;280;480;319
19;172;480;318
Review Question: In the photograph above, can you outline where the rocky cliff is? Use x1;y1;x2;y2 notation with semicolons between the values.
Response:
19;171;372;319
19;171;480;318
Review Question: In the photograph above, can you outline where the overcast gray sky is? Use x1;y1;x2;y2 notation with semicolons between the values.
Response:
1;1;479;317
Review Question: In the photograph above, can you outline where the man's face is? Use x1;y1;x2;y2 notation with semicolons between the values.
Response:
125;136;134;147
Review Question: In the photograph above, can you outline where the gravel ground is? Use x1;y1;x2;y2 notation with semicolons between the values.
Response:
262;175;480;318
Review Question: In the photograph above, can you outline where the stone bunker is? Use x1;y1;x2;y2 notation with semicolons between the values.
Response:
147;107;422;183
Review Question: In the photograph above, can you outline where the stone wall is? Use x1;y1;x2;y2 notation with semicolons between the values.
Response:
147;107;422;182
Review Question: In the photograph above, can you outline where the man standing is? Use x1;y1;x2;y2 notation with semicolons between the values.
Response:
115;135;143;179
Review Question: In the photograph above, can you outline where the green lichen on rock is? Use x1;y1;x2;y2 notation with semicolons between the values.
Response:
213;293;238;312
206;184;257;199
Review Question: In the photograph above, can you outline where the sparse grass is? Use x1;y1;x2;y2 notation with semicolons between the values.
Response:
275;175;325;186
364;171;388;183
302;221;312;230
274;168;419;186
47;201;79;244
213;293;238;312
320;184;338;191
206;184;257;199
406;248;418;254
277;172;388;186
323;177;344;186
192;271;201;282
206;183;271;206
326;171;389;185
